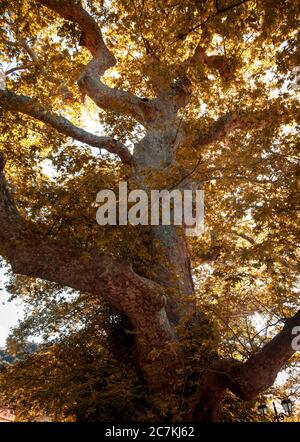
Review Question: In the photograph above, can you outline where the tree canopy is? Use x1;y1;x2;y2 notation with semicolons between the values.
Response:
0;0;299;422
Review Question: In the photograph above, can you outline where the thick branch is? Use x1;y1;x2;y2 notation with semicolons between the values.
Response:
36;0;160;126
0;89;133;164
188;103;292;149
0;155;182;390
78;63;160;126
190;112;248;148
36;0;107;58
0;154;160;320
188;310;300;420
229;310;300;401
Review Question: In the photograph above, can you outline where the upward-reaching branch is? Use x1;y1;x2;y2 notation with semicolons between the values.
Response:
229;310;300;400
188;310;300;421
186;101;293;150
36;0;161;126
37;0;110;59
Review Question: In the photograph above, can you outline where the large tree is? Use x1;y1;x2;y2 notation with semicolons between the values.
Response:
0;0;299;421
